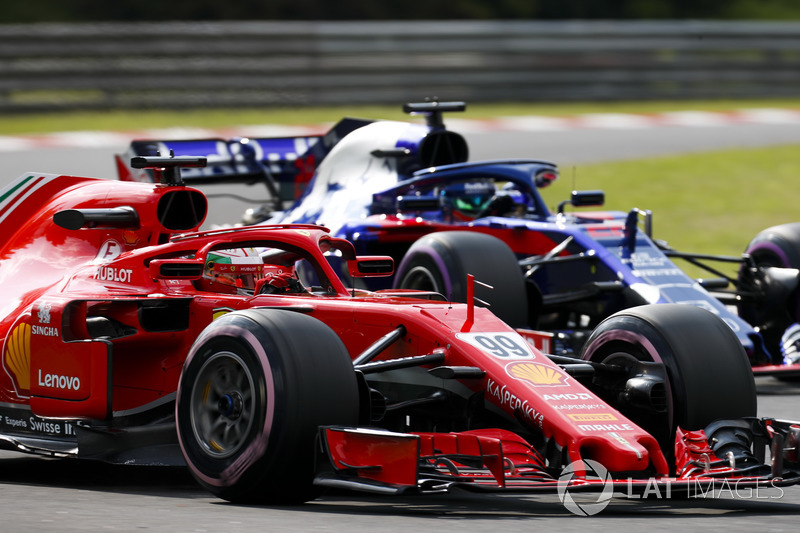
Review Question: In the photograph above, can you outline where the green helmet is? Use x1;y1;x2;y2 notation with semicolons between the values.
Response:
202;247;264;293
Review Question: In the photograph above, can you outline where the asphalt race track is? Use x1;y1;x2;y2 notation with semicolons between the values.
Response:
1;120;799;531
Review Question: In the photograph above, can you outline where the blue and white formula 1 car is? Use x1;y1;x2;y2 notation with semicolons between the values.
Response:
117;102;800;378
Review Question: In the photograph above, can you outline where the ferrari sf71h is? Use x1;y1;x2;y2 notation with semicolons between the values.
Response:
0;155;797;504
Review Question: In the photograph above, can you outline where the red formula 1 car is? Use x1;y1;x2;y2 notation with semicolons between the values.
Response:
0;157;798;504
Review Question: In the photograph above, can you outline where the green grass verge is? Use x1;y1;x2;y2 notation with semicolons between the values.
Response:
3;98;800;135
538;143;800;276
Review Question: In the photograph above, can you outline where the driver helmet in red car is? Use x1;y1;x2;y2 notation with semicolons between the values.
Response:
201;247;264;294
439;180;497;220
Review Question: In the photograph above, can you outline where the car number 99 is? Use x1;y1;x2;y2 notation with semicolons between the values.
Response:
455;332;535;359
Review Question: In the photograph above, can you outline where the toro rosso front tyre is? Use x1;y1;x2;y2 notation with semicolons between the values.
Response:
394;231;529;328
176;309;359;504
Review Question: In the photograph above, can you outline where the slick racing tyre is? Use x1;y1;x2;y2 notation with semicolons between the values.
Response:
393;231;529;328
580;304;756;469
739;222;800;365
176;309;359;504
744;222;800;269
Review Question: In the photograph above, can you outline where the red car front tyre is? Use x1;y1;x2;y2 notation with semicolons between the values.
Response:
176;309;359;504
580;304;756;471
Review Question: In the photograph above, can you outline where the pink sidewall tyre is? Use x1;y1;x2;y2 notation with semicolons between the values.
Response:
176;309;359;504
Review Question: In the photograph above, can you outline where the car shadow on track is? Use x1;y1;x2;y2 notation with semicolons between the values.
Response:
755;375;800;396
216;488;800;520
3;454;798;521
0;451;201;498
2;450;798;520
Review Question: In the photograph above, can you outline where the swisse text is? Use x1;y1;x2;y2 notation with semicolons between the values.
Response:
37;369;81;391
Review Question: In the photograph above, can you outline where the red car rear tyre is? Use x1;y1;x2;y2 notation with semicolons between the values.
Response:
176;309;359;503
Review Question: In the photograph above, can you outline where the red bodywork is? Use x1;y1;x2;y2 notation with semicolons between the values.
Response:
0;172;796;496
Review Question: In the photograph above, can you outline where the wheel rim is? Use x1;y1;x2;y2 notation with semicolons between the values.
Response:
781;323;800;364
584;333;674;429
400;265;440;292
190;351;256;459
597;351;639;367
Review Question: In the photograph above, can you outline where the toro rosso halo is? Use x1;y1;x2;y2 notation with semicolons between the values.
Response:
1;158;796;504
116;101;800;379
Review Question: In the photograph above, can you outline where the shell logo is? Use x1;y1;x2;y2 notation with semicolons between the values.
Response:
506;361;568;387
4;322;31;396
122;230;139;247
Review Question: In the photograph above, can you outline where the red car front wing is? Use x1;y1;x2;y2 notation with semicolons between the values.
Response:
315;420;800;496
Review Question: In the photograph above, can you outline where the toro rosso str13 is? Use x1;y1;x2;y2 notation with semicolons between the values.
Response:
116;101;800;379
1;156;798;504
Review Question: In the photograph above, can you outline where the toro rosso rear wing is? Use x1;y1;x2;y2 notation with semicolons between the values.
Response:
115;117;371;209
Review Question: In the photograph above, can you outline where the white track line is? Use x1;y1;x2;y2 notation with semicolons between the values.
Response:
2;109;800;152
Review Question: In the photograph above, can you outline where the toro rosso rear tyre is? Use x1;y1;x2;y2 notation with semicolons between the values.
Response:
739;222;800;365
394;231;529;328
176;309;359;504
580;304;756;469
